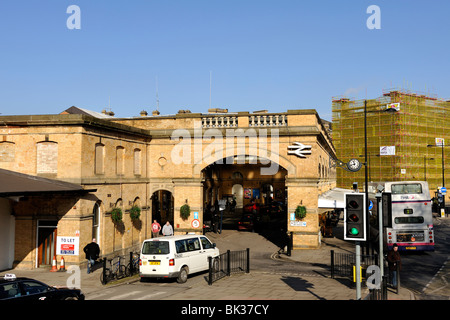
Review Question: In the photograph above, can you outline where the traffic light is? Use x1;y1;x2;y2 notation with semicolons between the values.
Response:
381;192;392;228
344;193;366;241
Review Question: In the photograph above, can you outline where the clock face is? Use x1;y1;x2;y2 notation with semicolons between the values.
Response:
347;159;361;172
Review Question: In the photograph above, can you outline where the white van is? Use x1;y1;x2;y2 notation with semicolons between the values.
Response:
139;234;220;283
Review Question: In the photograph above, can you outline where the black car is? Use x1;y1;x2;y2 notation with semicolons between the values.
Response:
0;274;85;301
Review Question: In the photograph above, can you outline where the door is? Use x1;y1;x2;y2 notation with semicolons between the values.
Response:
185;237;204;273
232;184;244;209
37;220;58;267
199;236;217;270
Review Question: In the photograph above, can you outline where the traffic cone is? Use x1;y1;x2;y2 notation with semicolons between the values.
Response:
50;256;58;272
58;256;66;272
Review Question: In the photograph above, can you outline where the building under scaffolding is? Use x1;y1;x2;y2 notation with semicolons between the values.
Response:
332;88;450;196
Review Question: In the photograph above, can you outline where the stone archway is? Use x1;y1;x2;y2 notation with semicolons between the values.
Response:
151;190;174;226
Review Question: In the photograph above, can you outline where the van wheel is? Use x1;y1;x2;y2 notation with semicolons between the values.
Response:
177;267;188;284
213;258;220;272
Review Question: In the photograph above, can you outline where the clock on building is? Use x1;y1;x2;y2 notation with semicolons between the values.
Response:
347;158;362;172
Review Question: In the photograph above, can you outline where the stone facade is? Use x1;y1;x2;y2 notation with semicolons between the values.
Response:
0;108;336;269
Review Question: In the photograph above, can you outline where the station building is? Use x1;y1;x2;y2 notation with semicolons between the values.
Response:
0;107;336;270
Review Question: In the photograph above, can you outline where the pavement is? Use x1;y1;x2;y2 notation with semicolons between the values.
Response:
1;228;415;301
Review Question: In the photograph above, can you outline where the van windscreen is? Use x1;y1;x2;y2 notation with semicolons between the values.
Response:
142;241;170;254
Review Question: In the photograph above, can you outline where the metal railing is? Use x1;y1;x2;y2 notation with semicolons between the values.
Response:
331;250;401;300
208;249;250;285
330;250;378;280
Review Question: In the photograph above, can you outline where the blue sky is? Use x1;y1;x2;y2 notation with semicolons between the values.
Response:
1;0;449;120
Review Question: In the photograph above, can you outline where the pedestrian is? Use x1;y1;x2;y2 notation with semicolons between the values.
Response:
162;221;173;236
83;238;100;274
387;243;402;287
151;219;161;238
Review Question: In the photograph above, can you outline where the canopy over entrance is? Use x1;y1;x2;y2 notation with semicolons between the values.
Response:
318;188;354;209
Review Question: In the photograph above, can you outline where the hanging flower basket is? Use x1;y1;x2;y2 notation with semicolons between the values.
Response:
295;205;307;220
129;206;141;220
180;204;190;220
111;207;123;223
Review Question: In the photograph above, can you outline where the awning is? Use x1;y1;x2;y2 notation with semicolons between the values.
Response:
0;168;96;197
318;188;353;209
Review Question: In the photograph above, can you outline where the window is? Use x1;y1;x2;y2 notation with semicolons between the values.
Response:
232;172;243;180
187;238;201;251
92;202;101;241
142;241;170;254
0;283;21;299
95;143;105;174
176;240;188;253
21;281;49;295
37;141;58;174
134;148;141;175
391;183;423;194
0;141;15;162
175;238;201;253
116;146;124;175
200;237;214;249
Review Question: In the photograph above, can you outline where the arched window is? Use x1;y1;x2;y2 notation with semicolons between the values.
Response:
232;172;243;180
92;202;101;242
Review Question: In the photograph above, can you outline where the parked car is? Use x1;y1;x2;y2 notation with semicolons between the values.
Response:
0;274;85;300
238;214;256;232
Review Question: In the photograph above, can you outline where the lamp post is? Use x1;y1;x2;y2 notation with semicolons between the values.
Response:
424;156;435;181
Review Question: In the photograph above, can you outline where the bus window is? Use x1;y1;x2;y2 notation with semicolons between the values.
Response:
391;183;422;194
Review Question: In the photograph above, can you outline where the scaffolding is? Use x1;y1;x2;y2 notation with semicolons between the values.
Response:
332;88;450;193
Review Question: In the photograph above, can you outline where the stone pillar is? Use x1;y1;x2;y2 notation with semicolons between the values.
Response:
173;178;203;235
285;177;320;249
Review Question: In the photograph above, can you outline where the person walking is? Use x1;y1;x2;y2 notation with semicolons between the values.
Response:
151;219;161;238
83;238;100;274
162;221;173;236
387;243;402;287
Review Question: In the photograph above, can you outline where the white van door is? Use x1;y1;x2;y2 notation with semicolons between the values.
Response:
199;236;217;270
184;237;204;273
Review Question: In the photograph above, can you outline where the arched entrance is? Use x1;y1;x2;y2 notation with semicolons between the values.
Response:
201;155;288;242
151;190;174;225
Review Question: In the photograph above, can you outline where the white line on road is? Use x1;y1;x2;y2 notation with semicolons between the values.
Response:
106;290;144;300
135;291;166;300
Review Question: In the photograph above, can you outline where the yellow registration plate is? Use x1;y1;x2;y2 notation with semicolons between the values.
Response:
405;247;416;250
149;261;160;265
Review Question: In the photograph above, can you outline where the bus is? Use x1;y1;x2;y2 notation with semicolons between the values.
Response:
369;181;435;252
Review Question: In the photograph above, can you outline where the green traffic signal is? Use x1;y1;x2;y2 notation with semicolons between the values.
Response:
350;227;359;235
